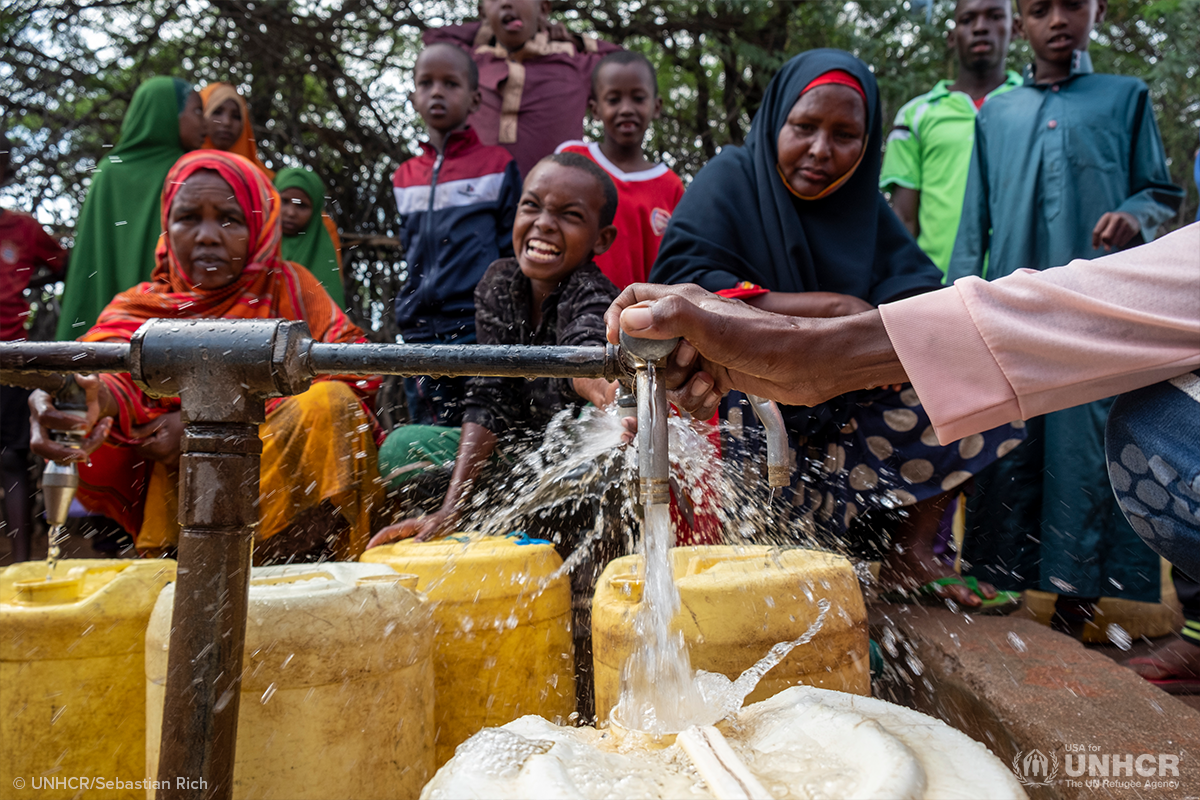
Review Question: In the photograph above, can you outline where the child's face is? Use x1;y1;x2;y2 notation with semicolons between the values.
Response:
590;62;662;151
279;188;314;236
411;47;480;135
208;98;244;151
513;162;616;286
1017;0;1105;64
482;0;547;52
776;85;866;198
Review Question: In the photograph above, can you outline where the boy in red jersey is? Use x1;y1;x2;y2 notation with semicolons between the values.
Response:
557;51;684;289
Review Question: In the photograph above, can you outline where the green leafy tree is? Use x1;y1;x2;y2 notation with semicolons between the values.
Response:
3;0;1196;342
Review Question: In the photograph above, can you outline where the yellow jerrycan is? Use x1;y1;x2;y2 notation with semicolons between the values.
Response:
1;558;176;800
592;545;869;723
361;534;574;766
146;562;434;800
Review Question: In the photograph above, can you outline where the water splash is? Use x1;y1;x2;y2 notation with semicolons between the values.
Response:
696;597;831;724
419;401;851;735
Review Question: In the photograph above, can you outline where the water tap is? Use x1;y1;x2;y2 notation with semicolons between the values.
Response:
42;378;88;529
617;331;791;493
619;330;679;508
747;395;790;489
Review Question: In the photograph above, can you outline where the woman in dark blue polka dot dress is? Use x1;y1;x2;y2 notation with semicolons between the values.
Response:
649;50;1025;608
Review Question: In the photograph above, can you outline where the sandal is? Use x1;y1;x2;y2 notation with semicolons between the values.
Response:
882;575;1020;613
1127;657;1200;695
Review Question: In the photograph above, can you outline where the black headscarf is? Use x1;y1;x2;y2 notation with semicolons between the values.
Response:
650;49;940;304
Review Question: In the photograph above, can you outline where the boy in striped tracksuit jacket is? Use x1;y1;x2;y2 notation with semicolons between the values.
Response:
392;44;521;427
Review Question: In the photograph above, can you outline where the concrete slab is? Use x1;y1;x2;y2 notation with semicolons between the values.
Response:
871;604;1200;800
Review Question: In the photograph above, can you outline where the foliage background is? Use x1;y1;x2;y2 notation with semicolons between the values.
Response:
3;0;1198;340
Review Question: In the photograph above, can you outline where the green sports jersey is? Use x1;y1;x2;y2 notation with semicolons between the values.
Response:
879;73;1021;275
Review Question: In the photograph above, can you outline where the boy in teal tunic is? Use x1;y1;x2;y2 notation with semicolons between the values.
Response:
946;0;1183;634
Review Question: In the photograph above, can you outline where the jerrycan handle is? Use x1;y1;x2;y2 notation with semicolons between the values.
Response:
250;571;335;587
684;553;765;577
356;573;421;591
66;563;132;581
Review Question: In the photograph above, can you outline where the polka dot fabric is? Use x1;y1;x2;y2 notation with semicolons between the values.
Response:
726;386;1027;538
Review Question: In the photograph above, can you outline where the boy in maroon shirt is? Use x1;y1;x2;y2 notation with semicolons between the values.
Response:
424;0;620;179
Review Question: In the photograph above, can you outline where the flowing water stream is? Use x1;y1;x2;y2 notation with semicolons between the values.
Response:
427;397;836;733
45;525;66;580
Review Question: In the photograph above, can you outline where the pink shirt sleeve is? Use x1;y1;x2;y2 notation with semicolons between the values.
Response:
880;223;1200;445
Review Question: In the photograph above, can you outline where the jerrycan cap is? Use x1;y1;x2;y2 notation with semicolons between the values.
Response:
13;576;84;605
504;531;552;546
610;574;644;603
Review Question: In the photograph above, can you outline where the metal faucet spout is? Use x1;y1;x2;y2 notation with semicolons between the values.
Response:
619;331;680;508
43;378;89;527
747;394;790;488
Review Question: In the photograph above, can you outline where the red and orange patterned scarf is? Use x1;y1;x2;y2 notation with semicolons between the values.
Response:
81;150;374;440
82;150;361;347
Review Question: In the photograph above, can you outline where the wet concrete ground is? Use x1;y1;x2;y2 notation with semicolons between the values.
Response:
874;604;1200;799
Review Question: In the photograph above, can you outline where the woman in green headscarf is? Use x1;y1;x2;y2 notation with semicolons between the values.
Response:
56;77;206;339
274;167;345;306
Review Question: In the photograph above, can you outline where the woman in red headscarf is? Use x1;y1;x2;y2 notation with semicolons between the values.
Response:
29;150;382;560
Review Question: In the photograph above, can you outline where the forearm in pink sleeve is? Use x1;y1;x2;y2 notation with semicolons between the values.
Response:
880;288;1021;444
881;223;1200;444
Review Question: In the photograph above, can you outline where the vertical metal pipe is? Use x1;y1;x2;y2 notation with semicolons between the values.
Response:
635;364;671;507
156;423;262;800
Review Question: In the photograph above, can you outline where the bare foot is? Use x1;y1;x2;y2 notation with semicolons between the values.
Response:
878;493;999;609
1127;638;1200;682
878;541;997;608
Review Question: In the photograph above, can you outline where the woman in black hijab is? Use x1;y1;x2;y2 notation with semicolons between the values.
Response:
652;49;1025;609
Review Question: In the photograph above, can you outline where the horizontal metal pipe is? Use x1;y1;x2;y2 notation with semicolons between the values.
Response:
2;339;623;384
307;341;619;380
0;341;130;374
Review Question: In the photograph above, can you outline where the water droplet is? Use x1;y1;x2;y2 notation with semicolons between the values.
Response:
1106;624;1132;651
1049;576;1077;594
1006;631;1027;652
214;686;236;713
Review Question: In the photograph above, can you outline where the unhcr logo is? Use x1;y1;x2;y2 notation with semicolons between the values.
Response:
1011;749;1059;787
1011;747;1184;791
